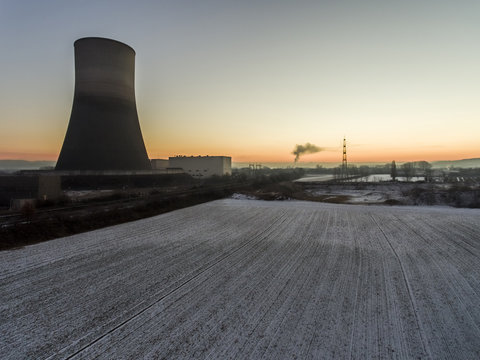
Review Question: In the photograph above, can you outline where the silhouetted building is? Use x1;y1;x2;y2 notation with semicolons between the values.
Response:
168;156;231;178
56;37;151;171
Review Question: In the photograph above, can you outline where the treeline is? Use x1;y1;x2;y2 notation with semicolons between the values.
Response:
308;161;480;182
308;161;433;179
231;167;306;184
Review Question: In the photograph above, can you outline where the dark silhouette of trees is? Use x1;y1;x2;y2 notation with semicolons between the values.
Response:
391;161;397;181
359;165;370;181
416;161;432;182
402;162;415;181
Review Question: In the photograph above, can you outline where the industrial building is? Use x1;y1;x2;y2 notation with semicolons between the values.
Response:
56;37;151;171
150;159;170;170
162;156;231;178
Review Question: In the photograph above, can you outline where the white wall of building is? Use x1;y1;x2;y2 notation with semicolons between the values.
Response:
150;159;169;170
168;156;231;178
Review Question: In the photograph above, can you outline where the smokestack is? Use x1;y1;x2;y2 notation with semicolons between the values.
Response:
56;37;151;171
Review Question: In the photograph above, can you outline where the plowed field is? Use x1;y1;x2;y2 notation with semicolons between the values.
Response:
1;199;480;359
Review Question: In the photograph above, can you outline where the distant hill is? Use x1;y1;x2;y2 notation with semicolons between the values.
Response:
0;160;56;172
431;158;480;169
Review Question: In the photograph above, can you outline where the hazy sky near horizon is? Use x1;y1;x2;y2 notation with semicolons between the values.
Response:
1;0;479;163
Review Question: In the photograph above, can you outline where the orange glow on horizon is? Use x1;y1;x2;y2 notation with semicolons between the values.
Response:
0;152;59;161
1;150;478;164
147;148;479;164
1;144;478;164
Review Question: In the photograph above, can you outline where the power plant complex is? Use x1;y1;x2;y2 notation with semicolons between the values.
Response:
55;37;230;177
152;156;231;178
1;37;233;208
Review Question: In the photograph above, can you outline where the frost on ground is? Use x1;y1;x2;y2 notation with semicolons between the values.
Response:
312;189;392;204
307;186;403;204
306;183;480;206
1;200;480;359
230;193;258;200
294;174;335;182
64;190;114;197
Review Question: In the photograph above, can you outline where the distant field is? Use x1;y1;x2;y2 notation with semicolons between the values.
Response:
1;200;480;359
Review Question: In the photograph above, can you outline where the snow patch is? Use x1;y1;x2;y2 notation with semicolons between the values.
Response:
230;193;258;200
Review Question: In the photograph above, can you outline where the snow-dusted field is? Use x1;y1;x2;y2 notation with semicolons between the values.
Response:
307;188;394;204
1;199;480;359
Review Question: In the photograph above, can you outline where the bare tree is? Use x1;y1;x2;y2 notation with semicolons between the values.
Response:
333;167;341;181
402;162;415;182
416;161;432;182
391;161;397;181
359;165;370;181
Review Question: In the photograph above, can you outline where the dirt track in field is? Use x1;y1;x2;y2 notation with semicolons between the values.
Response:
1;199;479;359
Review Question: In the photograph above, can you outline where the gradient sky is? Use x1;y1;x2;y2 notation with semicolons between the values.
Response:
1;0;479;163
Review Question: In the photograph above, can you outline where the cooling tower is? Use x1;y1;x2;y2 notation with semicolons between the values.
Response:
56;37;151;171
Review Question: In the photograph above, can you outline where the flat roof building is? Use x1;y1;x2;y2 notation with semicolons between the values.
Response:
150;159;170;170
168;156;231;178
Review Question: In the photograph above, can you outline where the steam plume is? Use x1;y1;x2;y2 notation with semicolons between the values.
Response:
292;143;322;162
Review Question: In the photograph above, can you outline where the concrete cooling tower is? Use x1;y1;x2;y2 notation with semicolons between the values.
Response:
56;37;151;171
